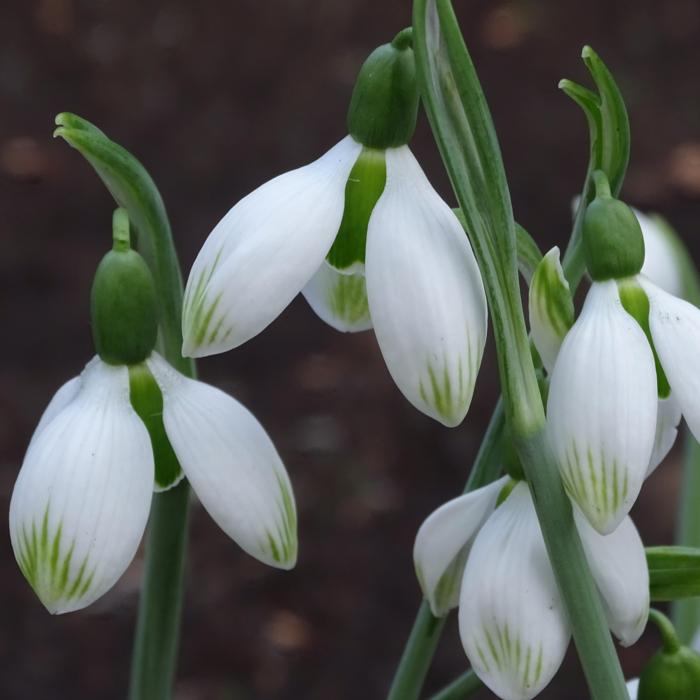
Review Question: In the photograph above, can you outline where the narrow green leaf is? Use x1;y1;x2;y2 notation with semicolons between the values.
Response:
54;113;193;377
648;546;700;601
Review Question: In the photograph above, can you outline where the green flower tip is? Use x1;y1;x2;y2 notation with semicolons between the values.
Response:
583;170;645;281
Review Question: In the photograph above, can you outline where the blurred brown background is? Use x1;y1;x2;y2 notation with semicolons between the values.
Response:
1;0;700;698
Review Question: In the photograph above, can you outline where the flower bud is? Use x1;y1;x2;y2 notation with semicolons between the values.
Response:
638;646;700;699
346;28;419;149
583;171;645;281
90;208;158;365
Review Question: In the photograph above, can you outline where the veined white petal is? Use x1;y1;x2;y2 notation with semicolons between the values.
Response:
459;482;570;700
627;678;639;699
642;277;700;442
636;209;683;298
301;261;372;332
9;357;153;614
413;476;509;617
647;396;682;477
182;136;363;357
547;281;657;534
528;247;574;373
147;353;297;569
28;376;81;448
365;146;487;427
575;509;649;646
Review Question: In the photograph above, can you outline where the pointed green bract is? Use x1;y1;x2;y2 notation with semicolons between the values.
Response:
129;363;183;491
326;148;386;271
618;277;671;398
15;503;95;611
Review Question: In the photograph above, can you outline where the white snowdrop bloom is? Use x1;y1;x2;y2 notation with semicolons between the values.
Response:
182;33;487;428
415;480;649;700
627;678;640;699
547;280;658;534
9;352;297;615
182;139;487;427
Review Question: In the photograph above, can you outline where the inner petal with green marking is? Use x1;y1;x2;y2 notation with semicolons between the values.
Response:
326;147;387;272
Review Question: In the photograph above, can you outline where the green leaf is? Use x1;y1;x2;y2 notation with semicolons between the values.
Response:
54;113;193;377
648;546;700;601
559;46;631;286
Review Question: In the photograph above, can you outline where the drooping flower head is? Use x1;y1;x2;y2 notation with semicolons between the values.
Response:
546;172;697;534
9;210;297;614
414;477;649;700
181;29;488;428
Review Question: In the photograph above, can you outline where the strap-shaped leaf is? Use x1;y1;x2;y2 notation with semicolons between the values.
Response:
559;47;630;286
54;113;193;377
648;546;700;601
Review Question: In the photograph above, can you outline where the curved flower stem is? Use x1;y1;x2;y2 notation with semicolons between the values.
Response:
53;113;194;699
427;670;482;700
387;403;506;699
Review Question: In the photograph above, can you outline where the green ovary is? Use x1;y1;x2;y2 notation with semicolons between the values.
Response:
15;503;94;610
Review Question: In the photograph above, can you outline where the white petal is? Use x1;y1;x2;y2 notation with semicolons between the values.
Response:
365;146;488;427
413;476;509;617
301;261;372;332
528;247;574;373
642;277;700;442
547;281;658;534
28;376;81;448
9;357;153;614
626;678;639;699
575;509;649;646
182;136;363;356
636;209;684;298
459;482;570;700
647;396;682;477
147;353;297;569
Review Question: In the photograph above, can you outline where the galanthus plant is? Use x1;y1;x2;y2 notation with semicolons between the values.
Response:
9;2;700;700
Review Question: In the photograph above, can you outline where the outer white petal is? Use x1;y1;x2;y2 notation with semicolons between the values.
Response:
365;146;488;427
642;277;700;442
182;136;363;356
9;357;154;614
28;376;81;448
301;261;372;332
413;476;509;617
547;281;657;534
575;509;649;646
626;678;639;699
636;209;684;298
459;483;570;700
647;396;682;477
147;354;297;569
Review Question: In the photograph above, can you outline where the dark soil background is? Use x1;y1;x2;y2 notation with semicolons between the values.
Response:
1;1;700;698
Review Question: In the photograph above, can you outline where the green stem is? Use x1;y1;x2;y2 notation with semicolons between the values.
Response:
387;402;506;699
129;484;191;700
674;435;700;643
649;609;682;654
427;670;482;700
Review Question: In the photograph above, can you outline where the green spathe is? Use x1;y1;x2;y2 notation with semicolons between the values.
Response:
583;171;645;281
346;29;419;149
91;209;158;365
326;147;386;270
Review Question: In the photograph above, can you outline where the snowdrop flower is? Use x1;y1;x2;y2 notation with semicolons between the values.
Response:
9;211;296;614
181;31;487;427
636;209;684;299
414;479;649;700
547;172;697;534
